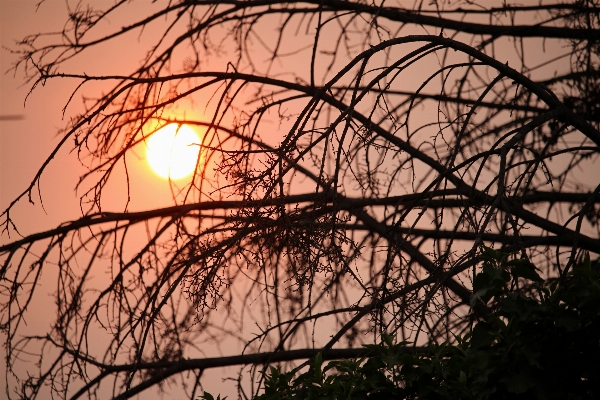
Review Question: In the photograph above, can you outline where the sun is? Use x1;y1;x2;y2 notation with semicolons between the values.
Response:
145;124;201;180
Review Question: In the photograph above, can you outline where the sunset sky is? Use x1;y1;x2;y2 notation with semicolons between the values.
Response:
1;1;81;236
0;1;234;397
2;0;580;238
2;1;599;399
1;0;203;239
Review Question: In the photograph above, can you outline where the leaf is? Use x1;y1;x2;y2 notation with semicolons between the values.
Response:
511;263;543;282
520;345;541;369
314;352;323;384
459;370;467;384
470;289;488;307
549;279;559;293
482;246;509;262
555;314;580;331
382;332;394;347
470;322;494;350
201;392;215;400
314;352;323;370
584;251;591;269
473;271;491;293
500;372;535;393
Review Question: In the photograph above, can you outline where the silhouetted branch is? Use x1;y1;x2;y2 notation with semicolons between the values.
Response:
2;1;599;399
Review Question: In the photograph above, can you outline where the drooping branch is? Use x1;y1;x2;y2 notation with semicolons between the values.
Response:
2;1;599;399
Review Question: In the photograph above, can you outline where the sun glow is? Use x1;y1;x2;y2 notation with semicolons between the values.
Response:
145;124;201;180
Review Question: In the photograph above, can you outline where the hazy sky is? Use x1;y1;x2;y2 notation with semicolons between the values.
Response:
0;0;246;397
2;0;583;238
0;2;233;397
1;0;82;236
2;1;599;398
1;0;192;240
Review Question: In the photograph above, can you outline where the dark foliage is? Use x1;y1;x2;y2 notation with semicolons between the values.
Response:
247;249;600;399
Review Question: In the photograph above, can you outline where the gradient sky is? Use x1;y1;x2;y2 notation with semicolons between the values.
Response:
1;0;82;236
1;0;196;240
0;1;238;397
2;1;599;398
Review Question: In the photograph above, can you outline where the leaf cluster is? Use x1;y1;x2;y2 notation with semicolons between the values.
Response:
208;249;600;400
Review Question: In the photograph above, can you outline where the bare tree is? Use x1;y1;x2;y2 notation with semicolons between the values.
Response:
1;1;599;399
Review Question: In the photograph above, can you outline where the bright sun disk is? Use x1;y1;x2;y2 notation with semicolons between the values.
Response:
146;124;201;180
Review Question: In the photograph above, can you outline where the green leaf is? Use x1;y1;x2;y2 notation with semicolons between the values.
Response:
314;352;323;371
482;246;509;262
201;392;215;400
253;255;600;400
470;322;494;349
555;314;580;331
471;289;488;307
473;270;491;293
549;279;559;294
511;263;543;282
501;372;535;394
584;251;591;269
520;345;541;369
459;370;467;384
382;332;394;347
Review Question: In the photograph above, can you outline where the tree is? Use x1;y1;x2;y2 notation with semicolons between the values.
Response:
251;250;600;399
1;1;599;399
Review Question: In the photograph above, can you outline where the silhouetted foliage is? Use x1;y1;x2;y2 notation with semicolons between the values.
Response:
1;1;599;399
243;249;600;399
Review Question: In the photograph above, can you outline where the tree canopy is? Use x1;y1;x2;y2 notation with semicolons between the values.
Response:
249;250;600;399
1;1;599;399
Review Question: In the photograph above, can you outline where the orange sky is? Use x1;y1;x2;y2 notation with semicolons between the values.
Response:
2;0;583;240
0;1;233;397
0;0;205;239
2;1;599;398
1;1;80;237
